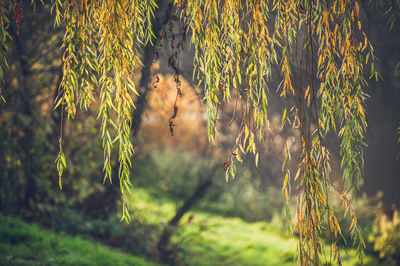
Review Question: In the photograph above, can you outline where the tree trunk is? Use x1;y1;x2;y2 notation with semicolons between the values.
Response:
9;25;37;216
157;165;219;263
131;0;173;137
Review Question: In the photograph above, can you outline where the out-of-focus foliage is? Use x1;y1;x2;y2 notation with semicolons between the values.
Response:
369;211;400;265
0;1;63;219
369;0;400;31
0;2;121;224
133;150;286;222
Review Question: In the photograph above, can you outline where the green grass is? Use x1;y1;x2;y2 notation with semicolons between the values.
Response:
0;187;382;266
130;188;380;266
0;214;153;266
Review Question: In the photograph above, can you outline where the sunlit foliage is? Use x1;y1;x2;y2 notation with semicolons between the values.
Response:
369;211;400;265
51;0;157;221
174;0;377;264
0;0;396;264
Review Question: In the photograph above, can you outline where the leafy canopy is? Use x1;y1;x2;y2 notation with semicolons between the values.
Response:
0;0;396;264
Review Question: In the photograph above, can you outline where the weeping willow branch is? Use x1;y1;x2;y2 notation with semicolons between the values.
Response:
52;0;157;222
0;0;387;264
175;0;377;264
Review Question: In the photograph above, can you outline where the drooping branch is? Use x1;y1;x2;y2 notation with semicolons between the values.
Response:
174;0;376;264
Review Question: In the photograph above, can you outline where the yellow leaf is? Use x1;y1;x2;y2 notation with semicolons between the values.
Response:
362;34;368;51
357;100;365;118
255;152;259;167
355;1;360;18
281;108;287;128
319;119;325;131
350;217;356;230
340;0;345;14
304;85;310;99
329;109;337;131
59;175;62;190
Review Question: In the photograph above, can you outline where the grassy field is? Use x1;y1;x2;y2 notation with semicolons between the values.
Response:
130;188;380;266
0;214;153;266
0;187;382;266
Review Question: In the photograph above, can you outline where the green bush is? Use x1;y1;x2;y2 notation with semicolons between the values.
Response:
369;210;400;265
133;149;287;223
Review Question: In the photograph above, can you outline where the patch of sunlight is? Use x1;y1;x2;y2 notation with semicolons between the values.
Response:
129;188;379;266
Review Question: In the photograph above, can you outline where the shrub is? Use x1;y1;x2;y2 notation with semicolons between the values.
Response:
369;210;400;265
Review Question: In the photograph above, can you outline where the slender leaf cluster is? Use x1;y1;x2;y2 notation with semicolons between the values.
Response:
0;1;15;102
177;0;272;178
175;0;376;264
52;0;157;222
0;0;390;264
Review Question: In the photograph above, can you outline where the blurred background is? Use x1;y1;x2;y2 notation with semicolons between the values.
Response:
0;1;399;265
